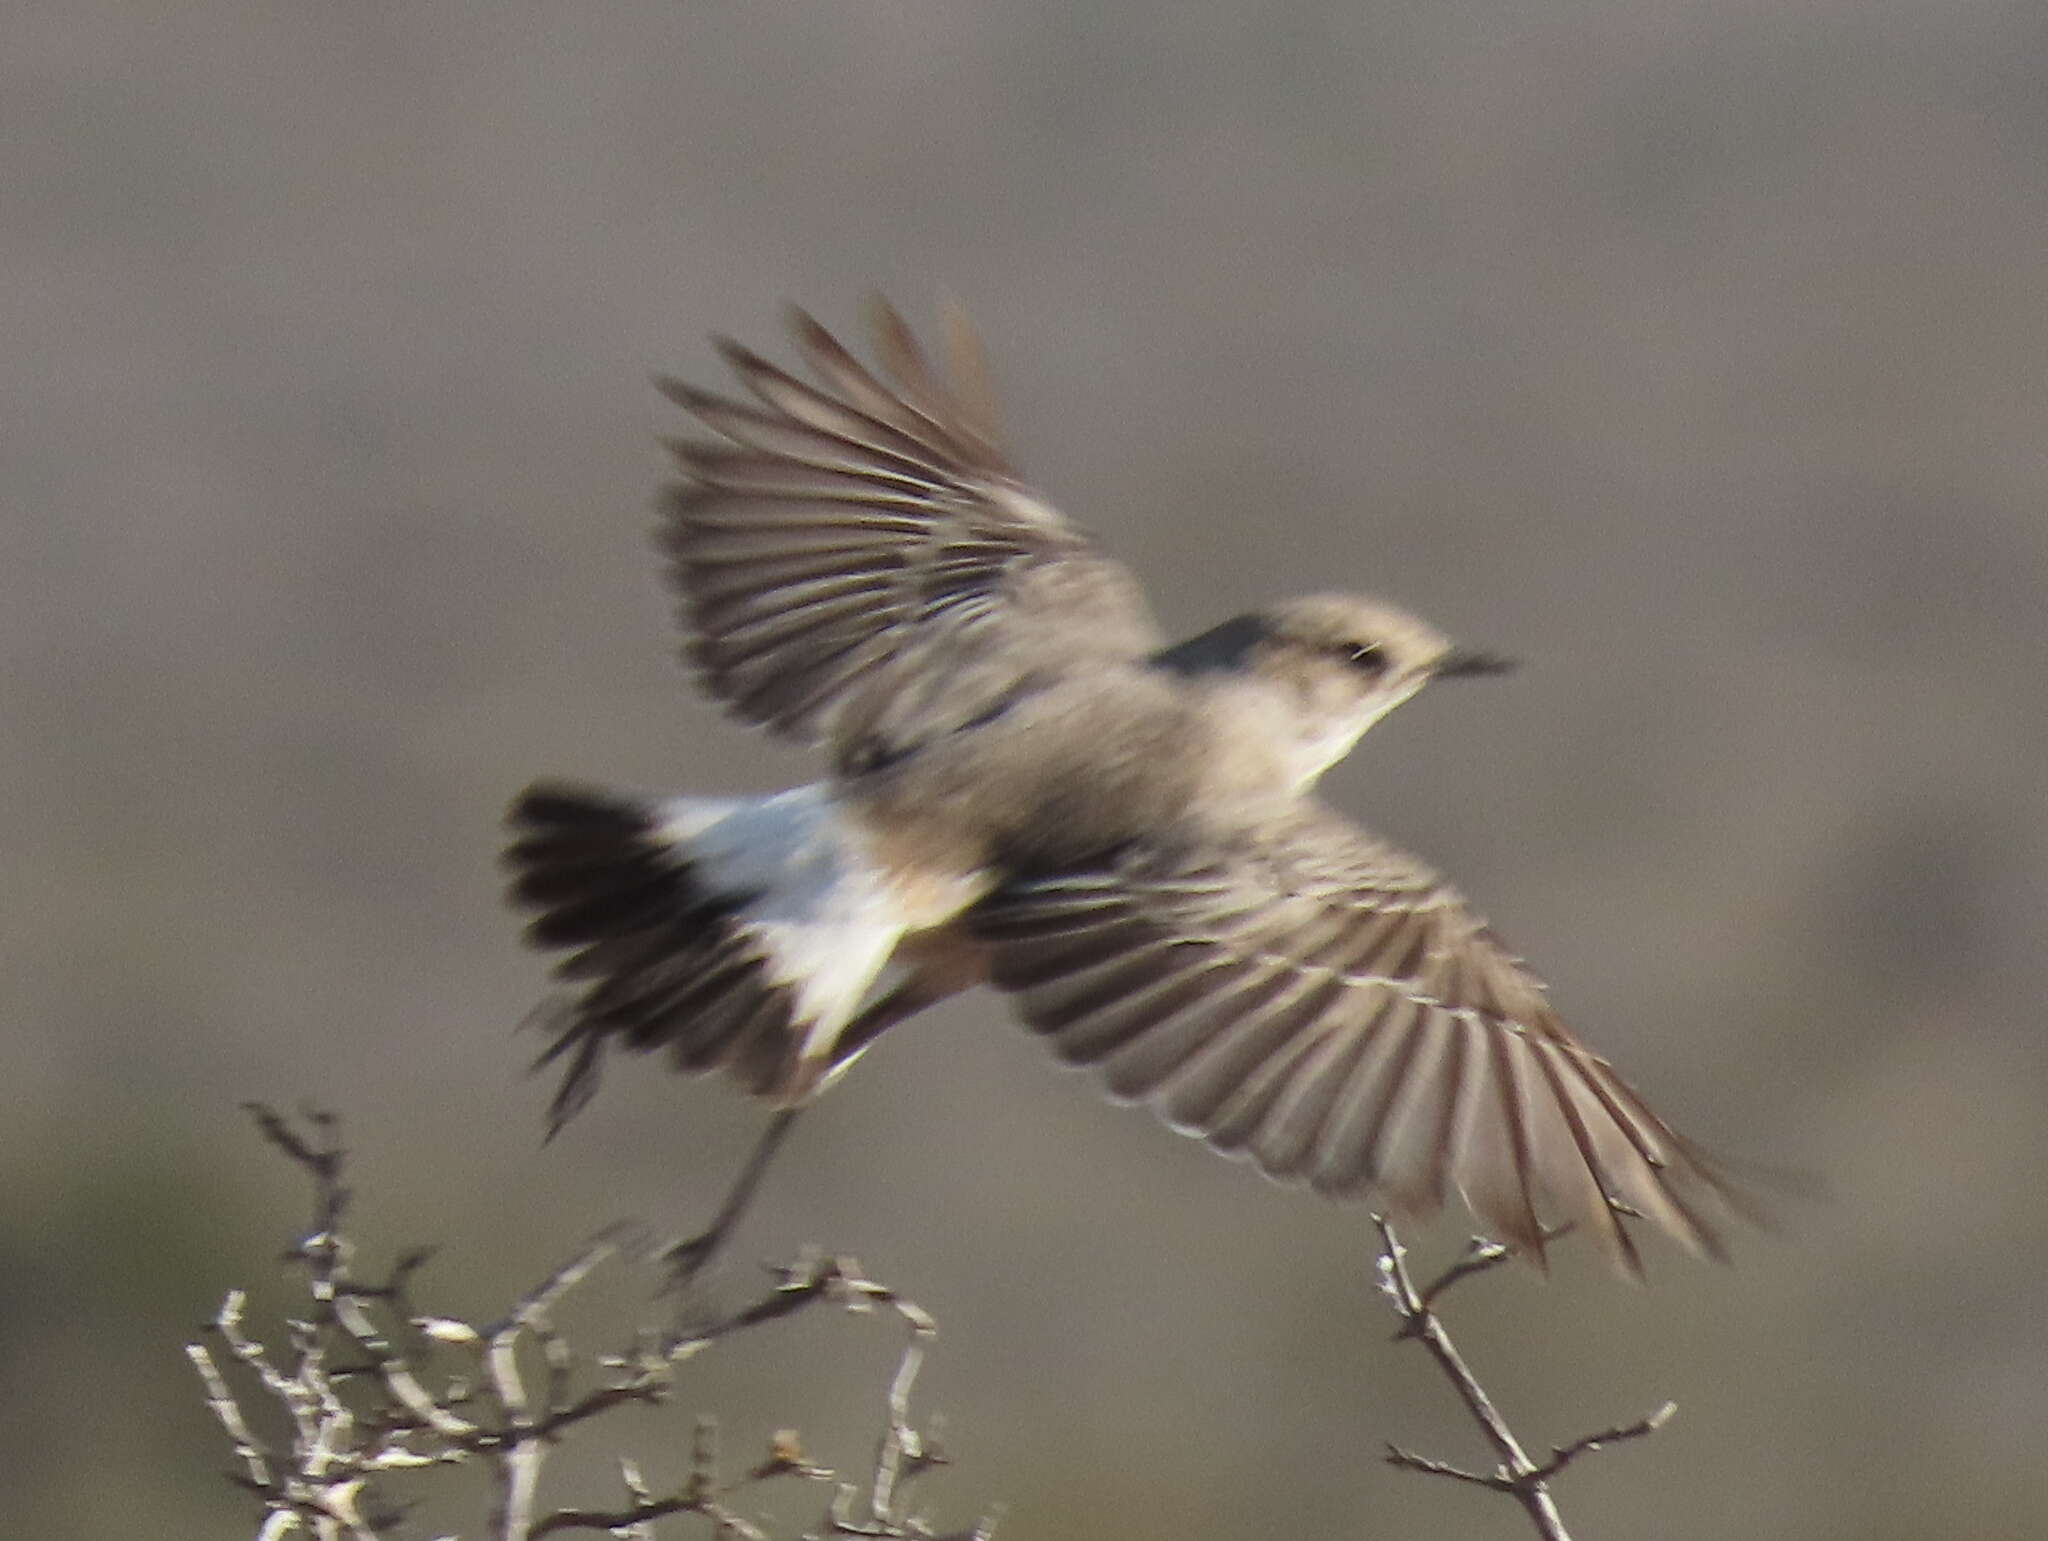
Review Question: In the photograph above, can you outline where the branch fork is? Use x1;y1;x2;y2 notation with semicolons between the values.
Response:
1371;1215;1676;1541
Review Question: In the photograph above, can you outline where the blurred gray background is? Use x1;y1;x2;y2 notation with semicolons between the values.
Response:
9;2;2047;1536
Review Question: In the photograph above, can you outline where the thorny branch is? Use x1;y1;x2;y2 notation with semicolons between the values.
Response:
188;1103;996;1541
1371;1215;1676;1541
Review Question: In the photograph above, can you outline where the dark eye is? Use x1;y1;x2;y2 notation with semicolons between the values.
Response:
1343;642;1389;675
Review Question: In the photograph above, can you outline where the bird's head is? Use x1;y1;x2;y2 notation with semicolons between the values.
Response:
1158;593;1513;789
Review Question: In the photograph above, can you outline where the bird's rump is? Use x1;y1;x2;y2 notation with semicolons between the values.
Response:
504;781;910;1130
660;301;1162;757
970;804;1749;1274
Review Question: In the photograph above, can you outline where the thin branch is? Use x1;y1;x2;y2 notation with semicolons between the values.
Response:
1529;1402;1676;1485
1370;1216;1676;1541
187;1337;275;1491
1414;1222;1572;1313
192;1104;993;1540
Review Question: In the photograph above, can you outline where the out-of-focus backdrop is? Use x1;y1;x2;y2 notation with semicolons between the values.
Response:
10;4;2047;1537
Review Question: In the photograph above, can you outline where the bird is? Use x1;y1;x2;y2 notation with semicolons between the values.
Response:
503;297;1752;1278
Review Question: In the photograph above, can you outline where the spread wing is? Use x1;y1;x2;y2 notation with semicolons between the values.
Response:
971;805;1750;1274
659;300;1162;754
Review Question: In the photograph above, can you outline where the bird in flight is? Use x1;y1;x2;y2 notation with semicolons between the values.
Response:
505;299;1749;1276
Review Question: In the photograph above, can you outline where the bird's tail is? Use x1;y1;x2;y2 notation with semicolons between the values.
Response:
504;781;904;1134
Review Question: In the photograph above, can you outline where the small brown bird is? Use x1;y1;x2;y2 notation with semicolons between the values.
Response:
505;300;1750;1276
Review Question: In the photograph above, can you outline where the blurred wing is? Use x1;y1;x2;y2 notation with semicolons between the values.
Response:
972;806;1748;1274
660;299;1161;750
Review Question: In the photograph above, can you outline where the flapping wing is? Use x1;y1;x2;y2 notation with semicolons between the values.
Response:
659;300;1161;752
971;805;1749;1274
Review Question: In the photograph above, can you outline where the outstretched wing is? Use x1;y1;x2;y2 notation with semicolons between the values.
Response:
660;300;1162;754
971;804;1750;1274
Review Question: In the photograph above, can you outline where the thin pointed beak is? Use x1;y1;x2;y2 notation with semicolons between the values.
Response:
1436;648;1517;679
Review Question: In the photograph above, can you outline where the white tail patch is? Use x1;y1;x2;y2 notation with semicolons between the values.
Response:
653;786;906;1077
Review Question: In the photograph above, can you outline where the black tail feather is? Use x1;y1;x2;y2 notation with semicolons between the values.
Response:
505;781;805;1131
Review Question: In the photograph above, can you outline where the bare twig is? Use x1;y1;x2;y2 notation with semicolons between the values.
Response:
190;1104;993;1539
1371;1216;1676;1541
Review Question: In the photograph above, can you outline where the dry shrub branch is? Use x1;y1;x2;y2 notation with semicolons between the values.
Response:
187;1105;995;1541
1371;1215;1676;1541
